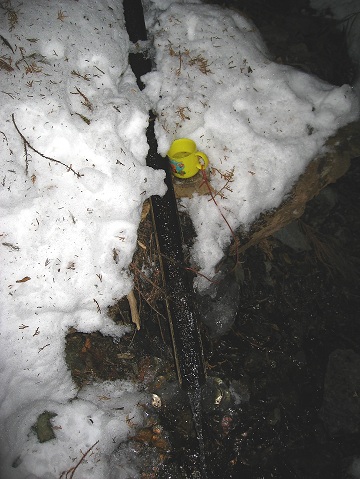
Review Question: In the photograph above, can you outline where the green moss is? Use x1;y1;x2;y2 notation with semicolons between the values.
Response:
32;411;57;443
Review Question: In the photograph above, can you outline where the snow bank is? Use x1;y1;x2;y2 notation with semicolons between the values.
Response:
0;1;165;477
143;1;359;287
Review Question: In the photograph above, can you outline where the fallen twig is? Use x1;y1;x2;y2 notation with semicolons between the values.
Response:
71;87;93;110
11;113;82;177
200;169;240;267
127;289;140;330
59;440;99;479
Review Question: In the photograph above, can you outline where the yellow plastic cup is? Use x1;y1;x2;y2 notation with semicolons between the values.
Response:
167;138;209;179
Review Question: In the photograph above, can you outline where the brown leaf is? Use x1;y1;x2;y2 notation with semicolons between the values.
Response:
81;337;91;353
16;276;31;283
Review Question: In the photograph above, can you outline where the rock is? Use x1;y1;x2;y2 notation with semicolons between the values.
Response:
273;221;311;252
197;271;241;338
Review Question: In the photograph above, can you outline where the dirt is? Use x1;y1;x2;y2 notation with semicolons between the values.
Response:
65;1;360;478
198;160;360;478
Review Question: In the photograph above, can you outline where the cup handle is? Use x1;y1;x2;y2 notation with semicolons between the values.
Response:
195;151;209;170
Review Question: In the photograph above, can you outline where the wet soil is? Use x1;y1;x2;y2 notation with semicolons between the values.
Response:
199;158;360;478
65;157;360;479
65;1;360;478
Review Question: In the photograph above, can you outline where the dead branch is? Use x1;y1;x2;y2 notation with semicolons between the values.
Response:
210;166;235;200
133;283;168;322
71;70;90;81
200;169;240;267
127;290;140;330
11;114;82;177
24;140;29;175
59;440;99;479
71;87;93;110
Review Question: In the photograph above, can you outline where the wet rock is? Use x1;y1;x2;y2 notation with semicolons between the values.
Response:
320;349;360;436
273;220;311;252
201;377;233;412
229;378;250;404
197;273;241;338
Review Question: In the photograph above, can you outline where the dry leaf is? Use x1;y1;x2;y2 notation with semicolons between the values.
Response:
16;276;31;283
81;337;91;353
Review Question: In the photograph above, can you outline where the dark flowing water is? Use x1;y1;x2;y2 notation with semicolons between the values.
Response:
188;387;208;479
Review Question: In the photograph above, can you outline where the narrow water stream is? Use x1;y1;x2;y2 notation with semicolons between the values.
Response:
123;3;209;476
188;387;208;479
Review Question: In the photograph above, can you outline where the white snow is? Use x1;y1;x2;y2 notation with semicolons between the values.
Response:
0;0;359;478
142;0;359;287
0;1;165;477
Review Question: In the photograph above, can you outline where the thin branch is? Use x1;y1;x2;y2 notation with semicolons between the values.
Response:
127;290;140;330
59;440;99;479
133;282;168;322
200;169;240;267
11;114;82;177
71;87;93;110
24;140;29;175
